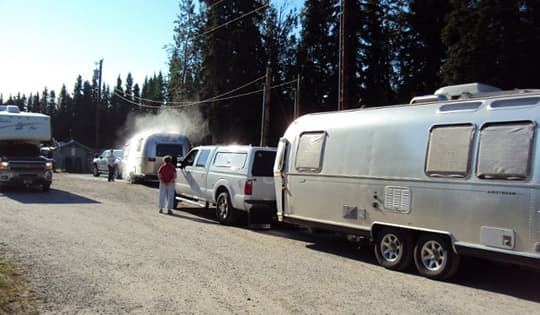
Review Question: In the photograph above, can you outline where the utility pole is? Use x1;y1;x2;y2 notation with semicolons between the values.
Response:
339;0;350;111
260;66;272;146
294;73;301;119
95;59;103;150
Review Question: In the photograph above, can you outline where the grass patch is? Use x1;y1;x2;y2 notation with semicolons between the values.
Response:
0;255;38;315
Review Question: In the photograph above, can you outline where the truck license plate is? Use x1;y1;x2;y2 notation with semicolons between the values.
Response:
24;180;32;185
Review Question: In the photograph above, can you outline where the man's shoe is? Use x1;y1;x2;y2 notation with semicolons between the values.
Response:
159;209;163;214
167;210;173;215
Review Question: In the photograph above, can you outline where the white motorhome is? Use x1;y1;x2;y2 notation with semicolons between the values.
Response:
0;105;53;191
122;132;191;183
274;83;540;280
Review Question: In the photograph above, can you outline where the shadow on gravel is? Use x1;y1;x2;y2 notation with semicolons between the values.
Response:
169;207;540;302
1;188;100;204
259;223;540;303
172;206;220;225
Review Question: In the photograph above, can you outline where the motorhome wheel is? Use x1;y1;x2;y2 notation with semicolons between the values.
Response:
374;228;413;271
413;234;460;280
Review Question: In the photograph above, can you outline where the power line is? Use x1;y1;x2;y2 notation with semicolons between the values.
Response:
197;3;269;38
116;75;265;105
112;78;297;110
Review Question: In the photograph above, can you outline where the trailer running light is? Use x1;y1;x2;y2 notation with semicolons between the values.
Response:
148;157;156;162
0;162;8;170
244;180;253;195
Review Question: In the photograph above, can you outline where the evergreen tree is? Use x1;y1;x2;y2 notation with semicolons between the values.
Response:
201;0;266;144
55;85;73;141
168;0;204;102
442;0;522;88
40;88;49;114
395;0;449;101
261;2;298;143
296;0;339;113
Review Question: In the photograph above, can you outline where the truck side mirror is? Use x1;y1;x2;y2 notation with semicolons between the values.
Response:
177;157;185;169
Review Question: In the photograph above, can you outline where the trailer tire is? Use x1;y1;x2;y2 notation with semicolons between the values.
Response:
92;165;100;177
216;191;235;225
374;228;413;271
413;234;460;280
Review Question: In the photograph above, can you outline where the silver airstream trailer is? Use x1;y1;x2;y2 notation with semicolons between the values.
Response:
274;83;540;280
122;132;190;184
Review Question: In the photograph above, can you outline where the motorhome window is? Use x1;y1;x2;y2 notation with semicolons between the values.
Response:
182;149;199;167
490;97;540;109
252;150;277;177
136;138;143;152
438;102;482;112
0;143;39;157
477;121;534;180
425;124;474;177
214;152;247;169
296;132;326;172
156;144;183;157
196;149;211;167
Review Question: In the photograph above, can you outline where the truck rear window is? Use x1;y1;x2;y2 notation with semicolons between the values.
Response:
252;150;276;177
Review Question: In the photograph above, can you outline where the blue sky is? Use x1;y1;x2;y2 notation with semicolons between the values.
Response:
0;0;302;99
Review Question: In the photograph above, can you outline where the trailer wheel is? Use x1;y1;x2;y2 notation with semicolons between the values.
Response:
413;234;460;280
374;228;413;271
92;165;100;177
216;191;235;225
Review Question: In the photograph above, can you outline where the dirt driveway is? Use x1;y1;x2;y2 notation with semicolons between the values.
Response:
0;173;539;314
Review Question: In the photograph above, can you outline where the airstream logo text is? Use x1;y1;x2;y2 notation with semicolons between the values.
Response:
487;190;517;196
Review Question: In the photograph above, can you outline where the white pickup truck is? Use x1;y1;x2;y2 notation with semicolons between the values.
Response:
175;145;277;225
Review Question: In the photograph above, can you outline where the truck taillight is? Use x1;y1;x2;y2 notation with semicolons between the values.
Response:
244;180;253;195
148;157;156;162
0;162;8;170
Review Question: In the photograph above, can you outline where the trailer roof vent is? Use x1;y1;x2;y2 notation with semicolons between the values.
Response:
434;83;501;100
0;105;21;113
409;94;447;104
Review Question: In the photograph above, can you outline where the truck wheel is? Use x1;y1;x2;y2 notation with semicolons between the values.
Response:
128;173;137;184
173;194;179;209
374;228;413;271
216;191;235;225
42;183;51;192
413;234;460;280
92;165;100;177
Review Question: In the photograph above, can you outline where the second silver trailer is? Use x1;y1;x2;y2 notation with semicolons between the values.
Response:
274;83;540;280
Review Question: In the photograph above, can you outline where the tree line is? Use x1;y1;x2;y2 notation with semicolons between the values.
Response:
2;0;539;149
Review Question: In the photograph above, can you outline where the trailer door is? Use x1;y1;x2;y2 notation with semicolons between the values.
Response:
274;138;289;217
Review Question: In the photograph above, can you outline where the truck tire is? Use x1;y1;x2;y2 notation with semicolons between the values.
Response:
92;165;100;177
374;228;413;271
413;234;460;280
216;191;235;225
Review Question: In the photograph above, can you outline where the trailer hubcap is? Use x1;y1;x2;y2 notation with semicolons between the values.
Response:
420;240;446;271
380;234;402;262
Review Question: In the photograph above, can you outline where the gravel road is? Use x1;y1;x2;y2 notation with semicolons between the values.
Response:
0;173;539;314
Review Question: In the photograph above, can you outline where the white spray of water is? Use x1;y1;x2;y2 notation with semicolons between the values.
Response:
116;106;209;178
117;106;208;147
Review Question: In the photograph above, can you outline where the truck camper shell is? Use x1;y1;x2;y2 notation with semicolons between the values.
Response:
274;83;540;280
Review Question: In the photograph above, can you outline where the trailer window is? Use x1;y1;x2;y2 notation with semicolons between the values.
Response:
477;121;534;180
214;152;247;169
296;132;326;172
425;124;474;177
